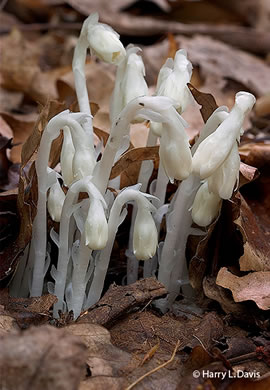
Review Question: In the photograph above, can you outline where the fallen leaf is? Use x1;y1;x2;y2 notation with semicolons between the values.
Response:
0;325;87;390
143;35;270;96
235;196;270;272
188;83;218;122
110;146;159;180
66;1;270;55
216;267;270;310
0;112;36;163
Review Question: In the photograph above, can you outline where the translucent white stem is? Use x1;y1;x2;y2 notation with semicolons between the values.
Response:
30;114;92;297
72;38;94;150
53;177;103;317
157;174;200;311
85;188;153;308
69;233;93;319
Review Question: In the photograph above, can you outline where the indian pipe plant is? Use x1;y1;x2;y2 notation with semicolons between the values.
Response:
9;13;256;319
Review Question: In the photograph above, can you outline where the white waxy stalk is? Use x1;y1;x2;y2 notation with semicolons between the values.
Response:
192;92;256;179
84;197;108;250
157;174;201;311
85;187;158;309
207;142;240;200
191;181;222;227
29;110;91;297
110;45;148;123
156;49;193;114
72;13;126;147
53;176;107;317
60;126;75;186
47;178;65;222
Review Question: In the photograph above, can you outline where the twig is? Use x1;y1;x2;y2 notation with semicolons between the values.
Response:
125;340;180;390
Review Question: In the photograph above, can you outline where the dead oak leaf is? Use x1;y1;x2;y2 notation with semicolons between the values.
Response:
216;267;270;310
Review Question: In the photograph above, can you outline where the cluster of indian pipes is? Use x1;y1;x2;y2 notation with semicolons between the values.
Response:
10;13;256;319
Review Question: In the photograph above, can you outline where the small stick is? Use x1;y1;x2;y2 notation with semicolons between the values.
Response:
125;340;180;390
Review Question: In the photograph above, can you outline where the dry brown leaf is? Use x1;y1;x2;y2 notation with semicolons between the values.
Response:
235;195;270;272
143;35;270;97
0;311;19;336
0;325;87;390
188;83;218;122
239;143;270;170
0;112;36;163
0;290;57;328
216;267;270;310
110;146;159;180
239;162;259;188
66;1;270;55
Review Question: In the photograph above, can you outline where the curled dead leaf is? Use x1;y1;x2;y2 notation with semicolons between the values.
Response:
216;267;270;310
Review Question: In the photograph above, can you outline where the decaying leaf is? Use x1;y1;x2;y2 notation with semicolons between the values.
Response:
0;112;36;163
216;267;270;310
188;83;218;122
143;35;270;96
235;195;270;272
0;325;87;390
110;146;159;180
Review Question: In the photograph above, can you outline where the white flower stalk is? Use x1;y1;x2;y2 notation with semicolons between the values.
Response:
53;176;107;317
60;126;75;186
72;13;125;148
85;186;158;309
110;45;148;123
157;174;201;312
84;197;108;250
191;181;222;227
156;49;193;114
29;110;91;297
207;142;240;200
192;92;256;179
47;179;65;222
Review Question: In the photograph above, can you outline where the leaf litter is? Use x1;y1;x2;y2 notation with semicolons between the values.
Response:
0;1;270;389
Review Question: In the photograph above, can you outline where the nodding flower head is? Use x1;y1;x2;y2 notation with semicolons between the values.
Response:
207;142;240;200
191;181;222;227
136;97;192;182
87;18;126;65
156;49;193;114
110;45;148;123
84;197;108;250
47;179;65;223
192;91;255;179
133;205;158;260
